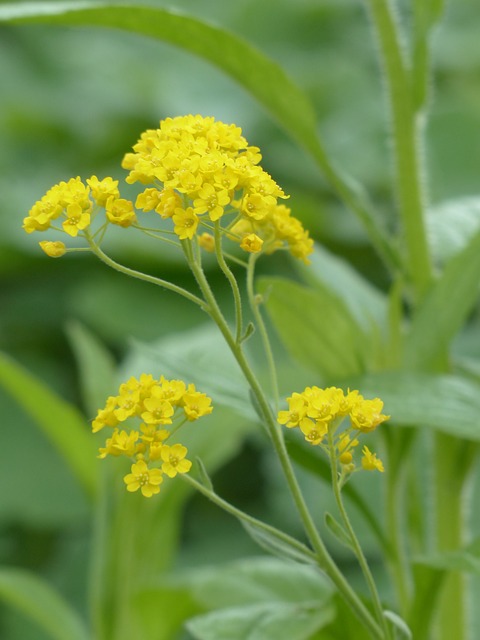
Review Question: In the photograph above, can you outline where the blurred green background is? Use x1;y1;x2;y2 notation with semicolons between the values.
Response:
1;0;480;637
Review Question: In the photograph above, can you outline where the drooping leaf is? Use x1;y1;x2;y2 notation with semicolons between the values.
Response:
258;277;372;380
348;370;480;441
0;351;96;497
384;610;412;640
0;568;89;640
404;228;480;370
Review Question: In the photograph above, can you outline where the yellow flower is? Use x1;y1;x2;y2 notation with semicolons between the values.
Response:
92;396;119;433
39;241;66;258
105;197;137;227
182;385;213;421
193;183;230;221
141;397;175;425
240;233;263;253
299;418;328;445
98;429;139;458
62;203;91;237
87;176;119;206
160;444;192;478
350;398;390;433
173;207;199;240
124;459;163;497
277;394;307;428
361;446;384;472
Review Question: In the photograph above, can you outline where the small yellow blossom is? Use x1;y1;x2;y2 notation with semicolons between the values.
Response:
39;241;67;258
277;394;307;428
141;397;175;425
350;398;390;433
98;429;139;458
124;460;163;497
87;176;119;206
240;233;263;253
361;446;384;472
105;197;137;227
173;207;199;240
160;444;192;478
62;203;91;237
182;385;213;421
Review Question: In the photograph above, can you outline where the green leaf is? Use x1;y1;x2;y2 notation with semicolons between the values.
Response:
124;325;254;420
0;351;96;497
408;562;445;640
183;558;335;640
383;610;412;640
183;557;333;610
404;228;480;370
324;512;353;550
241;520;316;566
348;371;480;441
258;277;372;380
296;244;388;337
0;1;395;266
186;601;335;640
0;568;89;640
65;320;117;417
427;197;480;264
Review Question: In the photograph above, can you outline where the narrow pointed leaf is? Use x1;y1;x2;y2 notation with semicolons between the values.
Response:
325;512;354;550
0;352;96;496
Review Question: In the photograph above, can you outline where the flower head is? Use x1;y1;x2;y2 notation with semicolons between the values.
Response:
124;459;163;497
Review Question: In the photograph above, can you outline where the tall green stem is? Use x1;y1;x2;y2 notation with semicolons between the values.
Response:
363;0;433;302
186;248;384;639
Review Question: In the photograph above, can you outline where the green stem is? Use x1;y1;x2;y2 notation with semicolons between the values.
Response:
328;430;392;639
363;0;433;302
433;434;476;640
246;253;279;410
214;221;243;344
85;233;207;309
186;251;384;639
182;473;317;562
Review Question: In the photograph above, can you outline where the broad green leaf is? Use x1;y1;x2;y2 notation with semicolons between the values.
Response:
65;320;117;417
123;325;255;420
0;1;395;267
187;601;335;640
181;557;333;610
324;512;354;550
0;568;89;640
296;244;388;336
258;277;372;380
183;558;335;640
427;197;480;264
404;228;480;370
349;371;480;441
0;351;96;497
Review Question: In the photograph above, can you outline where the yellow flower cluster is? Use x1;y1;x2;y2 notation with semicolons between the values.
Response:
278;386;388;473
22;175;133;255
92;373;213;497
124;115;313;261
23;115;313;263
